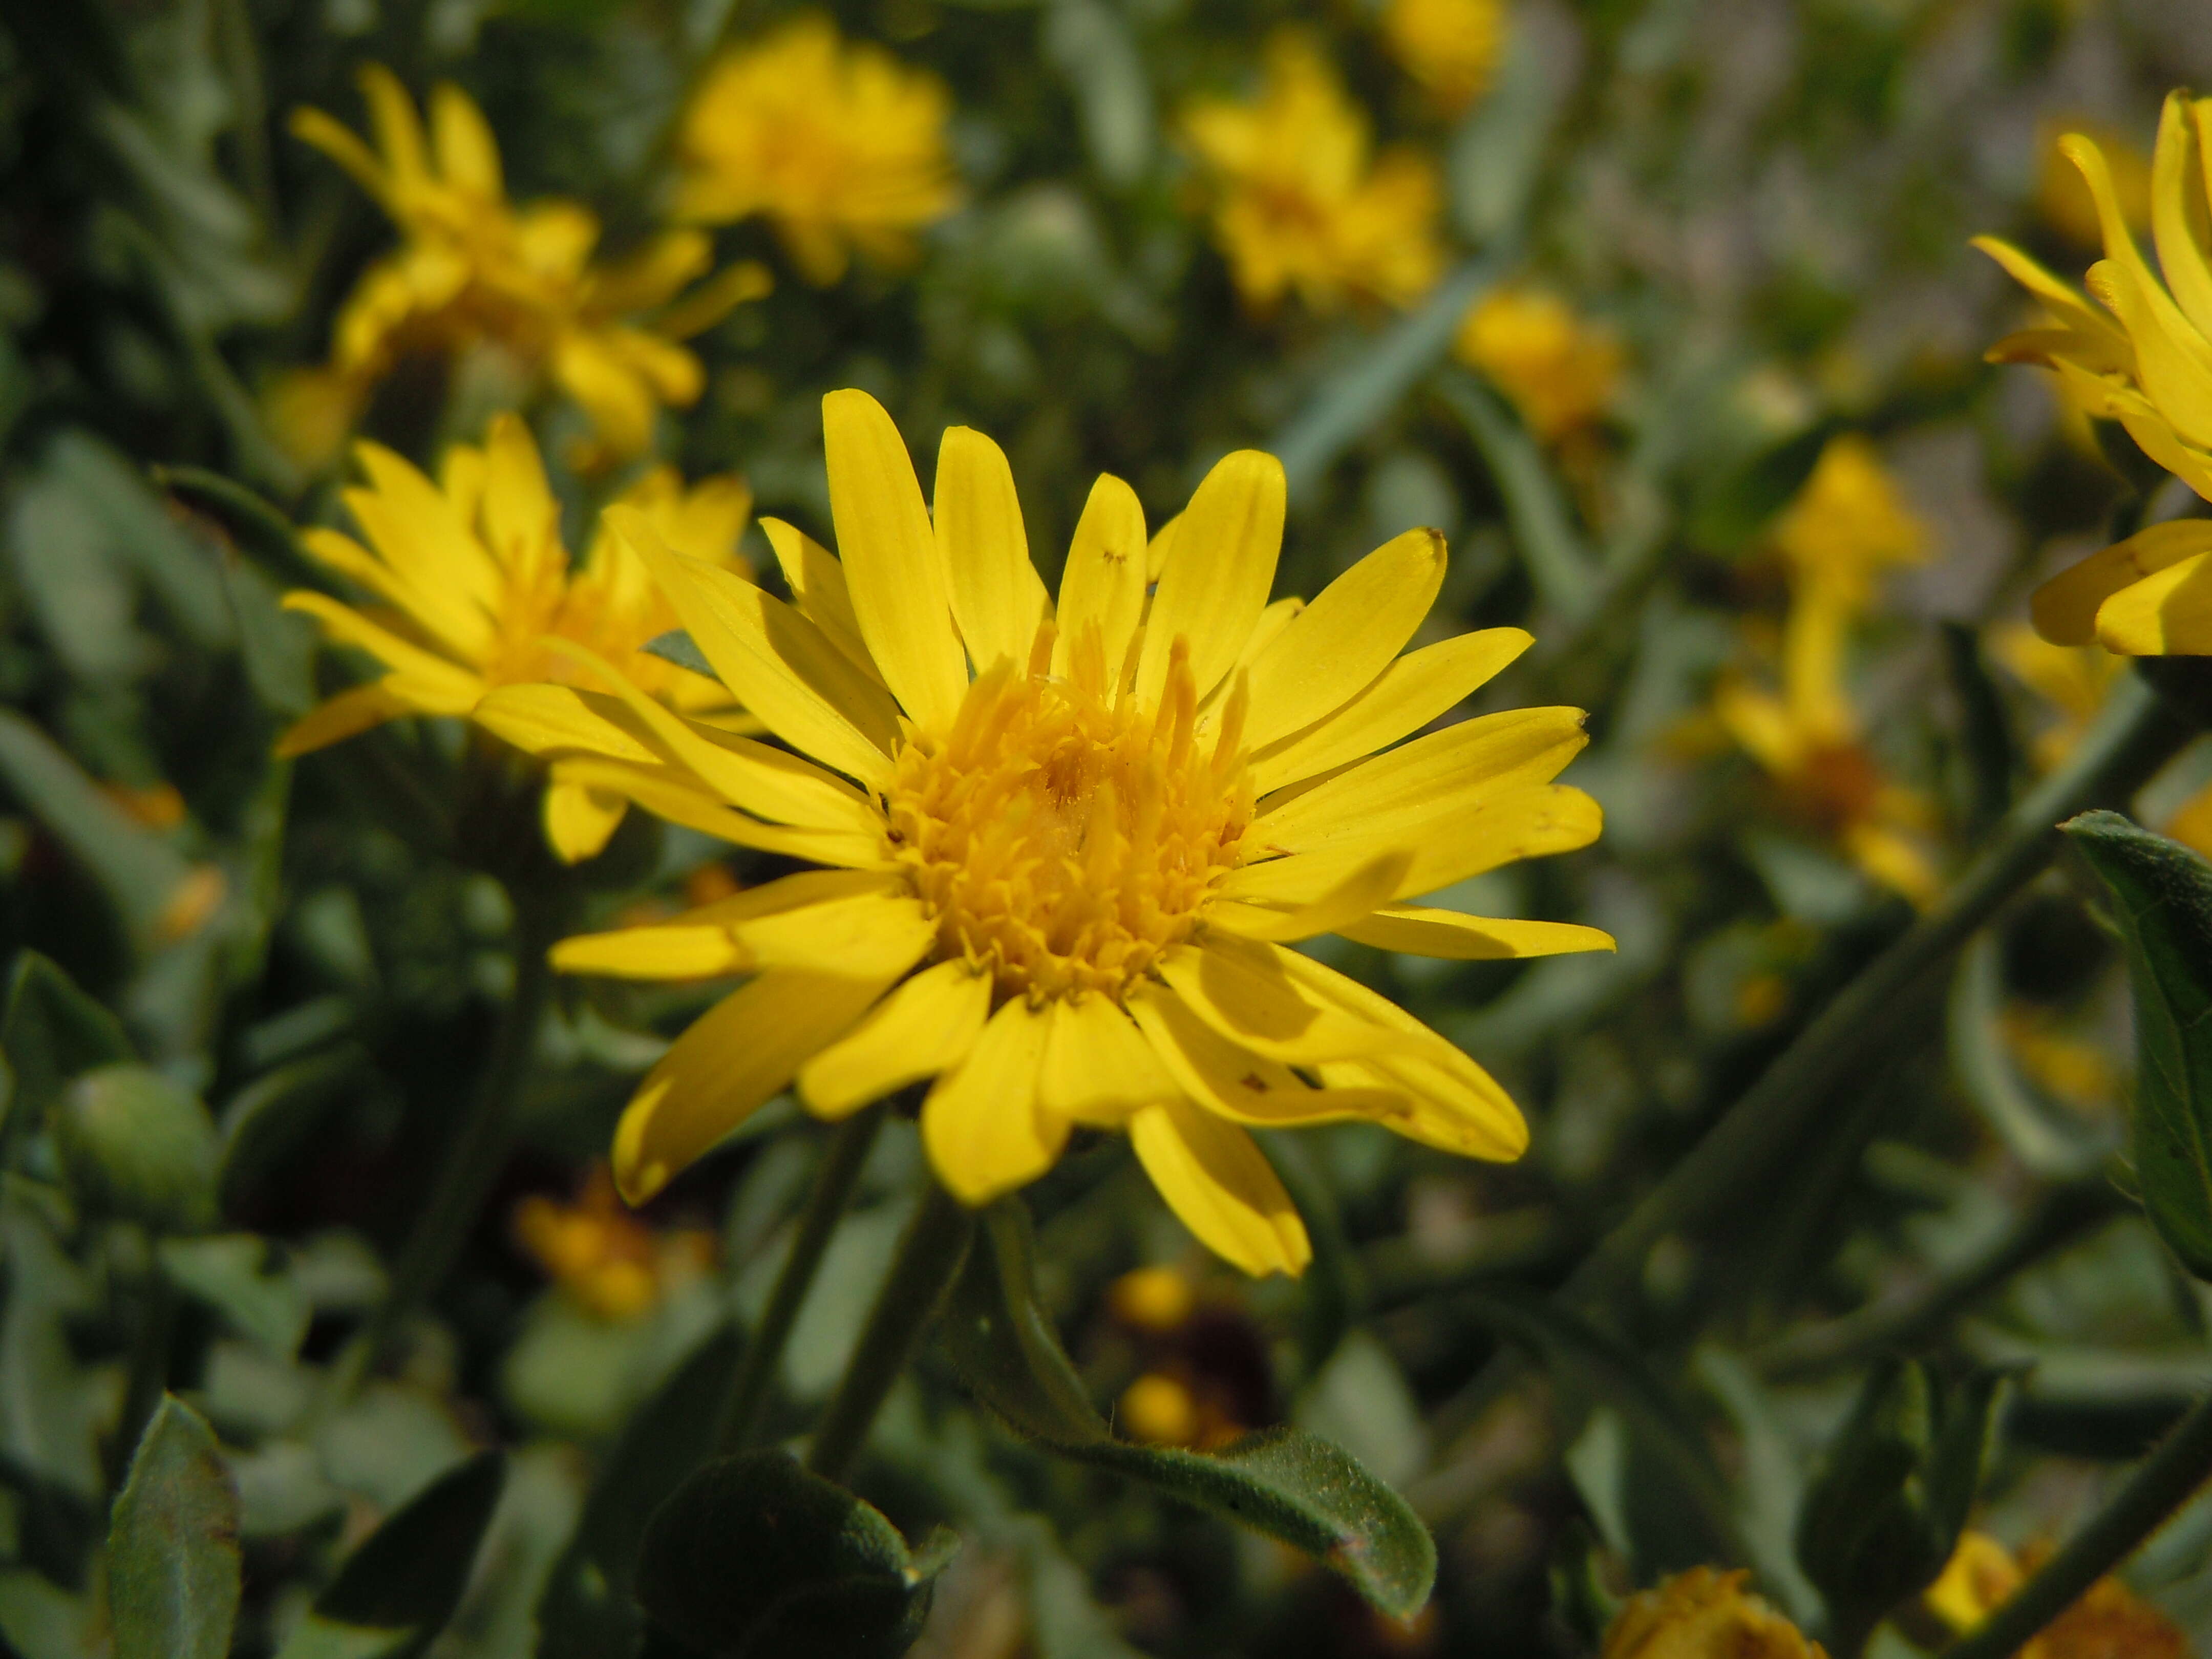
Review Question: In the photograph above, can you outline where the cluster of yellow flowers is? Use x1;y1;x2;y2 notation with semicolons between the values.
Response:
1712;435;1942;905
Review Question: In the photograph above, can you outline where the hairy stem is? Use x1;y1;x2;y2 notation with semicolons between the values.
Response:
714;1104;888;1455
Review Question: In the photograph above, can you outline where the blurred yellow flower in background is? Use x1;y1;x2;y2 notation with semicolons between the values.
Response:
1455;285;1624;442
1382;0;1507;116
488;389;1611;1274
1923;1532;2186;1659
513;1163;715;1321
1182;34;1444;314
1602;1568;1825;1659
1988;623;2123;773
676;16;961;286
274;67;767;470
278;415;755;862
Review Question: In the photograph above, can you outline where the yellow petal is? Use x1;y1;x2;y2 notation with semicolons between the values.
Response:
1135;451;1285;707
1204;849;1409;943
1157;937;1417;1064
1037;994;1178;1126
1336;906;1617;960
2095;546;2212;654
347;441;504;623
475;683;657;765
1052;474;1148;689
545;755;887;866
356;64;428;185
297;525;490;665
428;81;502;199
273;680;414;758
1128;986;1408;1130
2152;94;2212;340
822;389;968;730
606;508;900;784
552;922;752;980
1128;1099;1310;1278
935;425;1048;673
798;958;991;1119
543;776;627;864
480;413;558;566
724;888;937;974
2032;519;2212;646
1249;627;1534;796
289;106;394;209
1243;528;1445;750
279;592;485;711
921;998;1066;1204
612;970;903;1203
1970;235;2127;342
759;517;881;682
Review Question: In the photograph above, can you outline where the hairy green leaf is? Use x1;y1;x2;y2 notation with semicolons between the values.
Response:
108;1396;241;1659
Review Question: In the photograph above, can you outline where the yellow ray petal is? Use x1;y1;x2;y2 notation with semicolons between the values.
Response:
273;681;415;758
1052;474;1148;688
1336;906;1617;960
1037;994;1178;1127
480;413;558;566
723;888;937;974
1135;450;1284;707
1250;627;1534;796
428;81;503;197
1157;937;1418;1064
612;969;904;1203
289;107;394;209
1970;236;2129;341
2152;94;2212;340
552;922;752;980
279;593;487;711
2094;546;2212;654
760;517;881;682
822;389;968;730
547;755;888;867
1128;1099;1310;1278
2032;519;2212;645
1127;986;1409;1130
607;508;900;783
798;958;991;1118
921;998;1065;1204
543;776;627;864
297;526;491;664
1204;849;1409;943
357;65;428;185
347;442;504;618
1243;528;1445;750
475;683;658;763
936;424;1048;673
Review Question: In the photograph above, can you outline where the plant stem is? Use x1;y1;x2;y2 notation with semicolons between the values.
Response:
713;1104;887;1455
1940;1391;2212;1659
109;1237;174;1491
1561;673;2194;1315
805;1179;975;1485
318;892;561;1413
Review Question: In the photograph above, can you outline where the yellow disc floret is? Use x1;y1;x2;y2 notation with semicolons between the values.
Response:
885;635;1252;1003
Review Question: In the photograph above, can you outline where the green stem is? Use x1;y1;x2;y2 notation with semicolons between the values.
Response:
319;894;561;1413
109;1238;174;1491
805;1179;975;1485
713;1104;887;1455
1562;673;2194;1314
1940;1392;2212;1659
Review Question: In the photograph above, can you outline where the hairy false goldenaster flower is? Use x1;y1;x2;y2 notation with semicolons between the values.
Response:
479;389;1610;1275
675;16;960;286
1455;286;1624;443
1602;1568;1826;1659
1980;95;2212;652
1382;0;1506;116
274;67;768;470
1181;34;1444;315
278;415;755;862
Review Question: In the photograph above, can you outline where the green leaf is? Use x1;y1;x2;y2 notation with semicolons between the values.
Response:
107;1396;241;1659
940;1203;1437;1620
536;1323;745;1659
643;630;717;681
1435;367;1597;621
218;1045;364;1220
633;1452;942;1659
1;951;133;1142
153;464;325;592
54;1064;220;1233
2064;810;2212;1280
276;1451;505;1659
158;1234;309;1358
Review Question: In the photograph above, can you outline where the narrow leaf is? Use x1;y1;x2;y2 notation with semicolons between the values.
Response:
108;1396;241;1659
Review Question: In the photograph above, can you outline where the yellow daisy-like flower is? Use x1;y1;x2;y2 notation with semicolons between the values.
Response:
1181;33;1445;315
278;415;755;863
1381;0;1507;116
1924;1532;2187;1659
480;389;1610;1275
675;16;961;287
1455;286;1625;443
1602;1568;1826;1659
1770;435;1930;615
1979;95;2212;652
278;66;768;470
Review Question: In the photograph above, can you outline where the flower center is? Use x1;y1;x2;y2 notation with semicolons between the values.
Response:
884;634;1253;1003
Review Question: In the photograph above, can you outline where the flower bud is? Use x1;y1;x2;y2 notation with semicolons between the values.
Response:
55;1064;220;1233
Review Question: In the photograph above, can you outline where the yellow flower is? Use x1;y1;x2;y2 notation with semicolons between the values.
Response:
277;415;755;863
1988;623;2123;773
2037;116;2152;252
1181;34;1445;315
676;16;960;287
1770;435;1930;616
482;389;1611;1274
514;1163;715;1321
1924;1532;2187;1659
280;67;768;469
1602;1568;1825;1659
1455;286;1624;443
1381;0;1507;116
1979;96;2212;651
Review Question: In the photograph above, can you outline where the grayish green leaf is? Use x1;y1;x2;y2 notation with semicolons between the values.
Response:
158;1235;309;1358
108;1396;241;1659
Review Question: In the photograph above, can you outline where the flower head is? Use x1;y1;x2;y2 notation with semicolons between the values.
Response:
1980;96;2212;651
1181;34;1445;315
1603;1569;1824;1659
676;16;960;286
1770;436;1929;613
513;1163;715;1321
484;389;1610;1275
280;67;768;469
278;415;755;862
1924;1532;2186;1659
1383;0;1507;116
1455;286;1624;443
